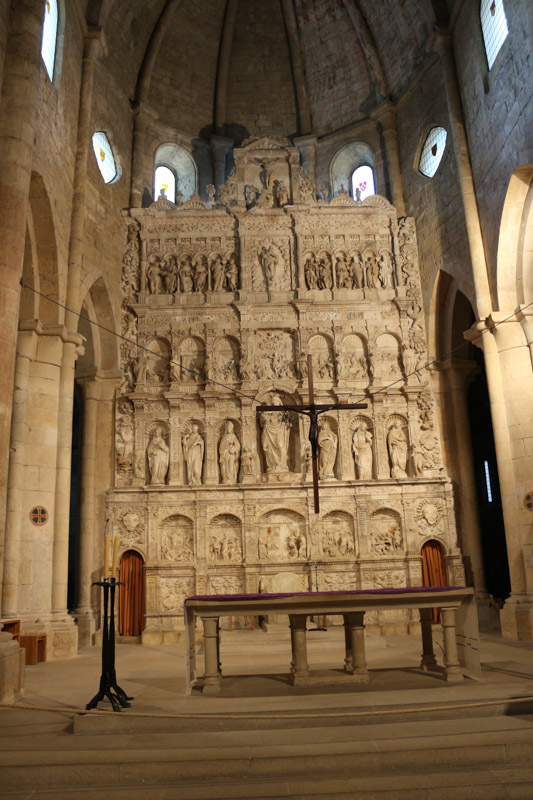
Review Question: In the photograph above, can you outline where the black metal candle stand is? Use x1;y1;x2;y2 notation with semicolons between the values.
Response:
86;578;134;712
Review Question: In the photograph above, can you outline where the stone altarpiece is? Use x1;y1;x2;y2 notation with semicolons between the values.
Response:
112;137;465;642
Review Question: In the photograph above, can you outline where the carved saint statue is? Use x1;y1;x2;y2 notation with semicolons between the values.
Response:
183;424;204;485
225;254;239;292
317;418;337;479
218;420;241;485
211;255;225;292
387;419;408;479
352;420;373;480
260;394;291;473
147;425;169;485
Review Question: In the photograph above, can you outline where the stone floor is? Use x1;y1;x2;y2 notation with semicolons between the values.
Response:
2;624;533;797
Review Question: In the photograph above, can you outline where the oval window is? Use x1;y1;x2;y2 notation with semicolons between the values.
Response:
92;131;118;184
419;127;448;178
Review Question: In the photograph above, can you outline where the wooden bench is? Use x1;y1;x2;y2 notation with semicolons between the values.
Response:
19;634;47;665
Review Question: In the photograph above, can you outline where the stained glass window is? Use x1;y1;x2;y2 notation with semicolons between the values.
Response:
351;165;376;200
92;132;118;184
154;165;176;203
41;0;58;81
480;0;509;69
419;127;447;178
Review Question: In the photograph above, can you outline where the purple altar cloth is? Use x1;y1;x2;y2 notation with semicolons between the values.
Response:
185;586;465;604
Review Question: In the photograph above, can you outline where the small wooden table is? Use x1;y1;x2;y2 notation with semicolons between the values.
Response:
184;587;480;694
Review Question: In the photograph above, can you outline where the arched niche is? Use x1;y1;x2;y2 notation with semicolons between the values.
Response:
217;418;242;485
258;509;307;561
181;419;205;485
374;333;402;382
145;337;170;385
145;420;170;486
341;333;369;382
155;143;197;202
213;335;239;383
118;549;145;636
350;414;375;480
369;508;403;556
308;334;334;381
317;414;340;480
159;513;194;563
321;511;356;558
177;336;205;384
208;513;242;563
330;142;375;198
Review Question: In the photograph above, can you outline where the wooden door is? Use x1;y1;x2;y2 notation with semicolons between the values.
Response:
119;550;145;636
421;540;447;624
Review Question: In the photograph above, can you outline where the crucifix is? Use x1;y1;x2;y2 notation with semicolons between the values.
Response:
256;354;367;513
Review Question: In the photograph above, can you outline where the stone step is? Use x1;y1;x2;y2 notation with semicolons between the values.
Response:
1;715;533;794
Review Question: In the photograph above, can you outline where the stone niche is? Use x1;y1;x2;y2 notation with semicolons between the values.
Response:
111;136;465;642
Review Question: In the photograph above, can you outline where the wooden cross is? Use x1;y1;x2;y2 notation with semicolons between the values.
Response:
256;354;367;513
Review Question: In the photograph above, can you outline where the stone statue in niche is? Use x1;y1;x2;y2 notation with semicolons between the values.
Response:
318;419;337;479
115;407;134;476
349;253;364;288
239;348;251;381
365;253;378;288
133;352;147;386
224;254;239;291
335;254;351;288
219;421;241;484
180;256;194;293
161;254;178;293
183;424;204;485
241;447;254;477
304;255;319;289
352;420;373;480
260;394;291;474
317;256;333;290
146;256;162;294
273;180;289;207
118;361;134;395
259;244;283;289
147;425;169;485
378;252;393;288
193;254;208;293
387;420;408;479
211;255;225;292
402;344;417;381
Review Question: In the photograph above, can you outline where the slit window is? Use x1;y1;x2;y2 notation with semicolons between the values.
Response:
419;127;448;178
351;165;376;201
480;0;509;69
92;132;118;184
154;166;176;203
483;460;494;503
41;0;59;81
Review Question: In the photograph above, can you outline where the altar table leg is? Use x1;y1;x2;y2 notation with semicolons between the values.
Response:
344;612;368;677
289;614;310;685
419;607;438;671
343;616;353;672
441;607;464;683
202;616;222;694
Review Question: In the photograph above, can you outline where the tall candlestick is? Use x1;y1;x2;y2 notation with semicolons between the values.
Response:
111;535;119;579
104;534;110;579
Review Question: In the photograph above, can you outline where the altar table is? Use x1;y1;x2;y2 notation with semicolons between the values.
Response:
184;586;480;694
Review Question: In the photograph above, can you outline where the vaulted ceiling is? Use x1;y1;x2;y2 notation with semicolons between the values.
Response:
88;0;440;141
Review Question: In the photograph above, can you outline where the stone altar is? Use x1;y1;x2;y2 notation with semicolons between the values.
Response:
110;136;465;643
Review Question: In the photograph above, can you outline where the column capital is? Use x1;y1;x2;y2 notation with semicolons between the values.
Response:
83;27;107;61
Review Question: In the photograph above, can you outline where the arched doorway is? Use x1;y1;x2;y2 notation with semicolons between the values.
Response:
119;550;145;637
421;539;447;623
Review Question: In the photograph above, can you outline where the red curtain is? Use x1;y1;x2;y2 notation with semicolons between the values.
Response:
119;550;145;636
421;540;447;623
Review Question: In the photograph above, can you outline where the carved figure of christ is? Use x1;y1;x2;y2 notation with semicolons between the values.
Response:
257;354;367;512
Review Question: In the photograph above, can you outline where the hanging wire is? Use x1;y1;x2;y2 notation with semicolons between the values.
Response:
18;279;533;409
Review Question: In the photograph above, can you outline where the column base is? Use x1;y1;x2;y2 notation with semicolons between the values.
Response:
47;616;78;660
0;632;25;703
73;608;96;648
202;676;222;694
500;596;533;640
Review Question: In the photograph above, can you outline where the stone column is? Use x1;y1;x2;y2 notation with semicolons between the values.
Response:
440;606;463;682
294;134;318;187
2;324;40;615
75;376;101;646
419;607;438;670
442;359;487;595
434;32;491;318
370;102;406;215
130;107;152;208
289;613;310;684
201;615;222;694
210;136;234;196
0;0;45;608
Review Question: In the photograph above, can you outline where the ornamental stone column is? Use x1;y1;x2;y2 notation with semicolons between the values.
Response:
0;0;45;609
